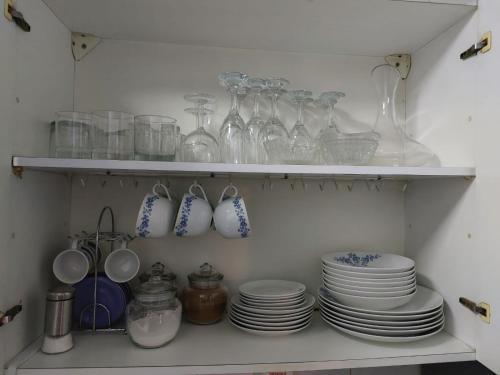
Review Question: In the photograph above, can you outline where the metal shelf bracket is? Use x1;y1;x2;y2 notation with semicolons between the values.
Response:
72;32;101;61
385;54;411;80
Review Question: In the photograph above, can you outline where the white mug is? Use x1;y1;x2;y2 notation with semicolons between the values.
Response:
135;183;177;238
104;241;140;283
53;240;90;284
213;184;251;239
174;182;212;237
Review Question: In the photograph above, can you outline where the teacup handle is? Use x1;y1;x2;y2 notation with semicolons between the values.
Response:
218;183;238;204
189;182;209;201
70;239;79;250
152;183;172;201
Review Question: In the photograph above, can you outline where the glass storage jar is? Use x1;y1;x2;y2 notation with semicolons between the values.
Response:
126;263;181;348
182;263;227;325
138;261;177;292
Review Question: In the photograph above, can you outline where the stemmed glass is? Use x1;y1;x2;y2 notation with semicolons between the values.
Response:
285;90;316;164
316;92;379;165
182;93;219;163
243;78;266;164
258;78;290;164
218;72;248;164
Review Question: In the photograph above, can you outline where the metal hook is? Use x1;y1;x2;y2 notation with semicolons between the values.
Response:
119;179;124;189
333;179;339;191
100;178;107;188
301;178;307;191
347;181;354;192
290;180;295;191
402;182;409;193
319;180;326;192
80;177;86;188
134;179;139;188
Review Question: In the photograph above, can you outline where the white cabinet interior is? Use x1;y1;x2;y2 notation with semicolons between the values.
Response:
4;0;500;374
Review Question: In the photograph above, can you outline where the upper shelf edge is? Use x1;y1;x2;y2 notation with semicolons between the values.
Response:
12;157;476;180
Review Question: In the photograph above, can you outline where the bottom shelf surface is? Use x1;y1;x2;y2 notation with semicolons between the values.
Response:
12;313;475;375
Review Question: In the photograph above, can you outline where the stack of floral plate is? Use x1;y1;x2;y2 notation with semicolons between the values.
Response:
319;286;445;342
322;251;417;310
229;280;315;336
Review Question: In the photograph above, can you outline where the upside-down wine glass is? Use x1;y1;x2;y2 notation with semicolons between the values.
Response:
258;78;290;164
243;78;266;164
181;93;219;163
285;90;316;164
218;72;248;164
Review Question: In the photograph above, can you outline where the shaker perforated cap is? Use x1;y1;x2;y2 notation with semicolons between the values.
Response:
47;285;75;301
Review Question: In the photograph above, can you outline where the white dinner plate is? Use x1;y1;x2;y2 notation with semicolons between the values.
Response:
322;252;415;273
323;282;416;297
323;274;416;289
322;312;444;336
228;316;312;336
229;309;312;327
231;303;314;320
320;305;444;330
324;285;416;310
231;294;315;315
319;286;443;315
239;280;306;299
240;294;305;303
229;307;312;323
323;269;417;283
240;295;305;308
323;265;415;279
321;313;445;342
319;297;443;325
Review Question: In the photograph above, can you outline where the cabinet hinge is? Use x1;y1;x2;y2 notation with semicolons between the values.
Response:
459;297;491;324
385;54;411;80
460;31;492;60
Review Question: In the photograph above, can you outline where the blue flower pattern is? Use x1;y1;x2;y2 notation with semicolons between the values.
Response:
233;197;250;238
334;252;381;267
136;195;160;237
175;196;195;237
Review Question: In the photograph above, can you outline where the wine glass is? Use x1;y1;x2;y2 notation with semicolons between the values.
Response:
258;78;290;164
285;90;315;164
316;91;379;165
243;78;266;164
182;93;219;163
218;72;248;164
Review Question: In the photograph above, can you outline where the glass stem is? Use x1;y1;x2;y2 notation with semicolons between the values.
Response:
230;87;239;115
297;101;304;125
328;103;340;132
252;92;260;118
270;94;279;119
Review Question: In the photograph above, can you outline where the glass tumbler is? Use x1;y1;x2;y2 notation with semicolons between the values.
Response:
54;111;93;158
92;111;134;160
134;115;178;161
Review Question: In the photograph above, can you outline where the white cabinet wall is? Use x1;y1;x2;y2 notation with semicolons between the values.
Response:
3;0;500;374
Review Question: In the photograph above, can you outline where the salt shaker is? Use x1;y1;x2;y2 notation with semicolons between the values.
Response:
41;285;75;354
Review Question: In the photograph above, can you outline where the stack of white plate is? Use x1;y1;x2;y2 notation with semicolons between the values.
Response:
229;280;315;336
322;251;417;310
319;285;445;342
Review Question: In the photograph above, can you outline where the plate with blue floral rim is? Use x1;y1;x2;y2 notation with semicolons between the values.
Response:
322;251;415;274
323;264;415;279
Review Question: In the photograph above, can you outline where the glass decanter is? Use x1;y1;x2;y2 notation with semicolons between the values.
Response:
258;78;290;164
316;92;379;165
285;90;316;164
182;93;219;163
218;72;248;164
243;78;266;164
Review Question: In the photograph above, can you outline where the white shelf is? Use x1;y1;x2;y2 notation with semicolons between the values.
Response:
12;157;475;180
11;313;475;375
42;0;476;56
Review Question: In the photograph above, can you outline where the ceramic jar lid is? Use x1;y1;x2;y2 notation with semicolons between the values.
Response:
188;263;224;289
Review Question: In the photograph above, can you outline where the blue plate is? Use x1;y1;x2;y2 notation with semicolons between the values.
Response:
73;275;127;329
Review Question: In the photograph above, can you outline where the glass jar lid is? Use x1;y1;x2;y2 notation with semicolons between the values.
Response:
139;261;177;283
135;263;177;304
188;263;224;289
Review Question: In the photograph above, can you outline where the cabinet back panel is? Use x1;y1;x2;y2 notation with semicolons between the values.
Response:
69;176;404;294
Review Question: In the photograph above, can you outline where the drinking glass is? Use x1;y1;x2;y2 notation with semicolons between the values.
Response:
218;72;247;164
243;78;266;164
258;78;290;164
182;93;219;163
285;90;316;164
92;111;134;160
316;92;379;165
54;111;93;158
134;115;177;161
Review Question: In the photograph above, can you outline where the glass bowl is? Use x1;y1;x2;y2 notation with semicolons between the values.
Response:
321;133;379;166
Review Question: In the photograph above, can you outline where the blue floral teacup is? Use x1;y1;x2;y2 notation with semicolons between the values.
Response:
174;182;213;237
213;184;251;239
135;184;176;238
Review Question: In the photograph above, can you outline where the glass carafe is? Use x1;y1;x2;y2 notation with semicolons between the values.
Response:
219;72;247;164
258;78;290;164
243;78;266;164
